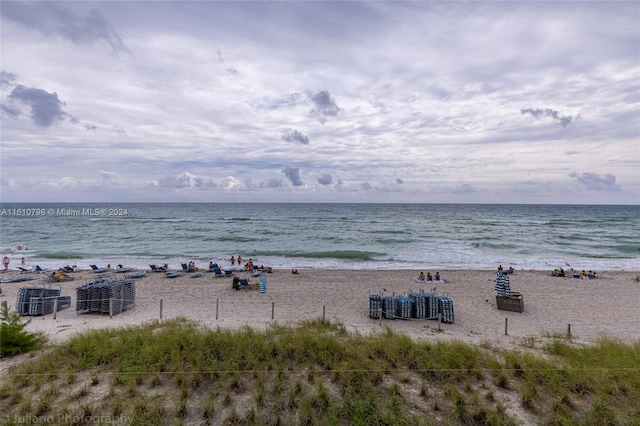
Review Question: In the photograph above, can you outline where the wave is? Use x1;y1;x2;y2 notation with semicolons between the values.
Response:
217;235;261;243
253;250;386;261
38;251;85;259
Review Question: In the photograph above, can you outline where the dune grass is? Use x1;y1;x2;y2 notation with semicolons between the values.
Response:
1;317;639;425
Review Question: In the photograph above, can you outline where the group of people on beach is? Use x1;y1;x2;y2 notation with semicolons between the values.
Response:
417;271;441;282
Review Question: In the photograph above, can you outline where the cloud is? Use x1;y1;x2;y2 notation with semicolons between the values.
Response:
1;71;18;87
570;172;621;191
157;172;217;189
1;104;20;118
7;85;68;127
261;178;284;189
282;166;303;186
1;2;129;55
307;90;341;122
395;178;403;184
521;108;574;127
317;174;332;185
99;170;118;182
265;93;304;110
217;50;224;63
222;176;242;190
281;129;310;145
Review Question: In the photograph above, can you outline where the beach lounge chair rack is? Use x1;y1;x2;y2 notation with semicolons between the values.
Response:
15;286;70;316
368;288;454;323
76;278;135;315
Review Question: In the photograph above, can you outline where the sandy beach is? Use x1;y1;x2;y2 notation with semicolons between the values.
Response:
1;267;639;356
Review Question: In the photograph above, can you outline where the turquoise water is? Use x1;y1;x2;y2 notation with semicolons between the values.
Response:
0;203;638;271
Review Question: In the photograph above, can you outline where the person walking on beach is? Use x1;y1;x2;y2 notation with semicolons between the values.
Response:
237;255;242;266
2;256;9;270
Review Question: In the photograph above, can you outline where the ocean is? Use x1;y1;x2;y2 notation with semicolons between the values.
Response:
0;203;638;272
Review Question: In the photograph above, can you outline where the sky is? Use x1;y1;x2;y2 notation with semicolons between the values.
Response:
1;1;639;204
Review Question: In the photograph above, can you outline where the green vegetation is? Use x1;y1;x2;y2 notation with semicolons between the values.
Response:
1;317;639;425
0;300;46;357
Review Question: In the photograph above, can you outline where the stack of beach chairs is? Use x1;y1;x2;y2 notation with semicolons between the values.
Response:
368;289;454;323
382;295;397;319
409;289;439;319
15;287;71;316
368;293;382;319
494;271;512;297
438;295;455;324
76;278;136;315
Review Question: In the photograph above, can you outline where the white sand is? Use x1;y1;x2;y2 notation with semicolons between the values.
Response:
1;267;639;357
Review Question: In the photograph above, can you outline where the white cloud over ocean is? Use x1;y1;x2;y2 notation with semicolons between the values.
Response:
1;1;638;204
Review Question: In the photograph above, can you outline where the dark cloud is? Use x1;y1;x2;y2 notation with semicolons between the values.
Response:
282;166;303;186
85;123;97;132
1;2;129;55
226;67;239;76
1;71;18;87
8;85;67;127
317;174;332;185
395;178;403;184
521;108;574;127
217;50;224;63
570;172;621;191
307;90;341;122
281;129;309;145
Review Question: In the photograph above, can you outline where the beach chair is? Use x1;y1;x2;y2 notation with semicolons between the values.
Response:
126;271;149;279
182;263;196;272
1;274;37;283
150;264;165;272
62;265;75;273
165;271;182;278
90;264;110;273
211;266;225;278
35;265;45;272
17;266;29;272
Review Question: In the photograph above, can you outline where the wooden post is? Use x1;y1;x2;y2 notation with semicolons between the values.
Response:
505;318;508;335
567;323;571;338
109;298;113;319
438;313;442;331
322;305;326;323
216;299;219;320
271;302;275;320
160;299;163;319
53;298;58;320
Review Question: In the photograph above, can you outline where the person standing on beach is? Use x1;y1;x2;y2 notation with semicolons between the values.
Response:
2;256;9;270
238;255;242;266
230;256;235;266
